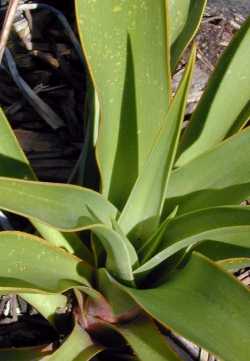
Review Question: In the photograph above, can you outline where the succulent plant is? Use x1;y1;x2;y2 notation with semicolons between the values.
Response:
0;1;250;360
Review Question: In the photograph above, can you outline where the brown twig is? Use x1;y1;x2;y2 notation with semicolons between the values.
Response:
0;0;20;63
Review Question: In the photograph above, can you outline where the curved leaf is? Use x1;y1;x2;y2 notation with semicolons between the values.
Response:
170;0;207;71
0;108;90;259
218;257;250;272
0;176;135;282
76;0;171;208
44;324;104;361
0;347;50;361
159;207;250;251
124;252;250;361
135;207;250;277
116;315;181;361
0;108;35;179
98;269;138;319
119;49;195;244
195;240;250;262
176;16;250;166
20;293;67;324
92;225;136;283
0;177;117;231
0;231;92;293
166;127;250;214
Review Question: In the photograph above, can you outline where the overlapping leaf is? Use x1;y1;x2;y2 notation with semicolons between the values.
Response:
76;0;171;209
0;231;92;292
125;253;250;361
169;0;207;70
166;127;250;214
115;315;181;361
118;49;195;244
0;177;117;230
44;324;104;361
176;16;250;167
136;207;250;276
0;108;90;259
20;293;67;324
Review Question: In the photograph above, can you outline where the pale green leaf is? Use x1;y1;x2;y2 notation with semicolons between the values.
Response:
124;252;250;361
0;108;35;179
218;257;250;272
226;100;250;136
119;49;195;244
176;16;250;166
135;207;250;277
138;206;178;264
20;293;67;324
92;225;136;283
0;108;90;259
44;324;104;361
166;127;250;214
0;177;117;231
0;231;92;293
169;0;207;71
76;0;171;208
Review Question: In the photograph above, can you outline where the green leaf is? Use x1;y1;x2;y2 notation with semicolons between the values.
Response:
92;225;136;283
169;0;207;71
226;100;250;136
33;223;94;264
0;174;134;282
0;347;50;361
195;240;250;262
176;16;250;167
20;293;67;324
118;49;195;244
0;231;92;293
76;0;171;208
0;108;90;259
0;175;135;281
98;268;138;319
124;252;250;361
166;127;250;214
44;324;104;361
0;177;118;231
135;207;250;278
218;257;250;272
115;315;181;361
138;206;178;264
0;108;35;179
159;207;250;251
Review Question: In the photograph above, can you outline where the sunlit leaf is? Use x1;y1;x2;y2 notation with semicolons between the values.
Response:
119;49;195;244
176;16;250;166
124;252;250;361
0;177;117;231
169;0;207;71
166;127;250;214
92;225;136;283
76;0;171;208
0;108;90;259
20;293;67;324
0;231;92;293
44;324;104;361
